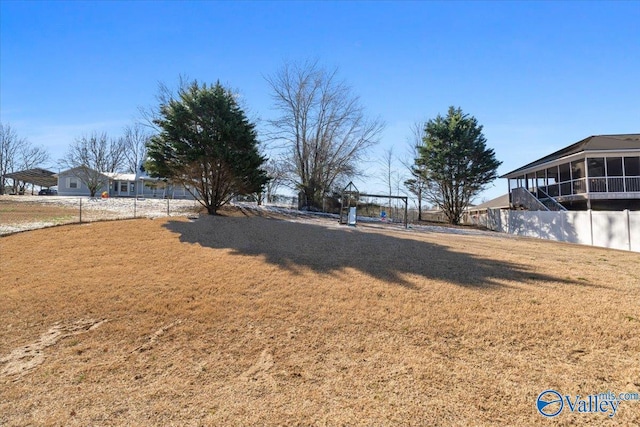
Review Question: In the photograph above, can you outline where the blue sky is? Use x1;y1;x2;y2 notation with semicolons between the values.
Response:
1;1;639;202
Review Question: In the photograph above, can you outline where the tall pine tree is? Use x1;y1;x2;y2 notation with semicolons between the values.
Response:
146;81;269;214
415;107;501;225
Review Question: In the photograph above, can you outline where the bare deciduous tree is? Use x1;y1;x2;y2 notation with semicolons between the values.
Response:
263;157;288;203
121;123;151;173
60;132;126;197
18;144;50;171
0;123;23;194
266;60;384;209
378;147;409;219
403;121;429;221
378;147;401;211
0;123;51;194
16;144;51;194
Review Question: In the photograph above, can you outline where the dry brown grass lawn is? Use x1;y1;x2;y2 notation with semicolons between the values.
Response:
0;199;77;224
1;208;639;426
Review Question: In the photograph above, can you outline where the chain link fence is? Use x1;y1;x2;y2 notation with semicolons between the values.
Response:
0;196;203;236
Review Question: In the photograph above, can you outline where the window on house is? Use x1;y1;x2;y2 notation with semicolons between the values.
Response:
606;157;623;176
571;160;584;179
68;177;79;189
557;163;570;195
559;163;571;182
570;161;585;193
120;182;128;192
546;166;558;184
525;173;534;191
546;167;559;196
588;158;605;177
624;157;640;176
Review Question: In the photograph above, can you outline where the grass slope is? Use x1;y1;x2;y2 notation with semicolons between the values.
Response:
1;209;639;426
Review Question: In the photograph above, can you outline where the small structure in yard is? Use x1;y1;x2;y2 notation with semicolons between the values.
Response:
3;168;57;195
339;181;409;229
340;182;359;226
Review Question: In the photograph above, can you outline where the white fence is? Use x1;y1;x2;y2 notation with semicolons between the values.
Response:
480;209;640;252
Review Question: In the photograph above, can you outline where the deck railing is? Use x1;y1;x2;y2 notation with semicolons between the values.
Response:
536;187;567;211
535;176;640;196
512;187;549;211
625;177;640;192
588;176;640;193
589;178;607;192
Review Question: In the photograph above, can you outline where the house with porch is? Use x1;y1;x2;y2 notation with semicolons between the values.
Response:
56;167;193;198
501;134;640;211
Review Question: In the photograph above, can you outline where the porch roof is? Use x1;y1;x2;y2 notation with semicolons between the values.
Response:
103;172;136;181
501;134;640;179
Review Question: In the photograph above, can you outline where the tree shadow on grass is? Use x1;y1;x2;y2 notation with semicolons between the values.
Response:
163;215;585;290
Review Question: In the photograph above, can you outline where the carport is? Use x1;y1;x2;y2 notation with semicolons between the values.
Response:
3;168;57;195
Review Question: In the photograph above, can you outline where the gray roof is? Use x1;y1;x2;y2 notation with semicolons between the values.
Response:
501;134;640;178
466;193;510;211
4;168;57;187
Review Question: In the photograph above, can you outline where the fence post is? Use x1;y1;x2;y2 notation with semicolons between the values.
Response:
589;209;593;246
134;197;137;218
79;198;82;224
626;209;631;251
167;199;170;216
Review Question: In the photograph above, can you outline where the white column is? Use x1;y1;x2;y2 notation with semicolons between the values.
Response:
585;157;591;210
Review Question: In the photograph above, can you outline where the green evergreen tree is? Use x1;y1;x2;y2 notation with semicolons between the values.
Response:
415;107;501;225
146;81;269;215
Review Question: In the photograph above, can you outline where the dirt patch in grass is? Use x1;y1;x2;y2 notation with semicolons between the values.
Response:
1;208;639;425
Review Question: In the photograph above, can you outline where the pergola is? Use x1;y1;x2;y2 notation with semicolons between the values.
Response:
3;168;57;194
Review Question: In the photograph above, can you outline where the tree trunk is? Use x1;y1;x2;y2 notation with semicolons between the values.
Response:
302;187;316;210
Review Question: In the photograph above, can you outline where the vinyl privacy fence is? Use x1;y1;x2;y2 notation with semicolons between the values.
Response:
481;209;640;252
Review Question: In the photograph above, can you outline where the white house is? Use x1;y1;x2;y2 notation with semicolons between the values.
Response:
56;167;194;199
501;134;640;211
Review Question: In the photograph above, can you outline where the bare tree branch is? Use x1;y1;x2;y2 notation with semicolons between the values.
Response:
18;144;50;171
266;60;384;209
403;121;429;220
0;123;51;194
121;123;151;173
0;123;24;194
59;132;126;197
